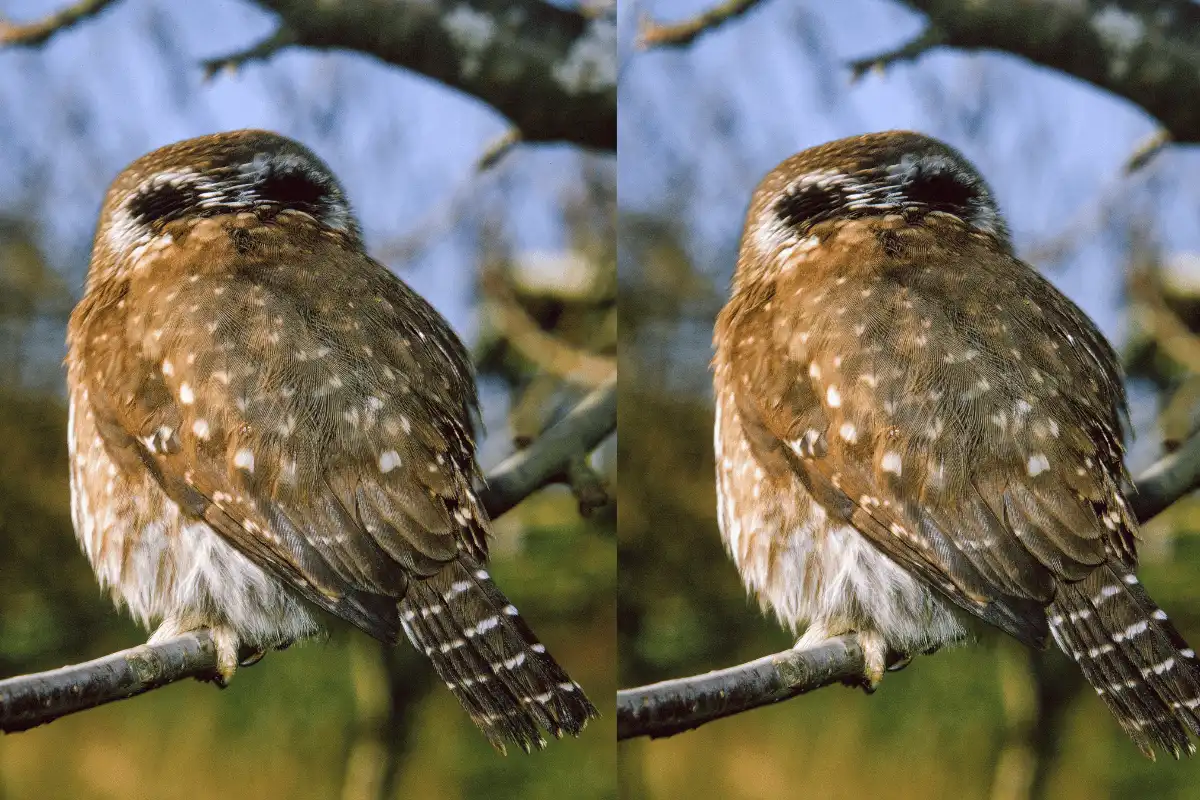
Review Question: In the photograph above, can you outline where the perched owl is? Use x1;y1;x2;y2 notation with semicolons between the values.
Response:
714;131;1200;758
66;130;596;753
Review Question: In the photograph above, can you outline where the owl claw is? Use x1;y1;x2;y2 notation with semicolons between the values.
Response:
149;619;242;687
855;630;889;693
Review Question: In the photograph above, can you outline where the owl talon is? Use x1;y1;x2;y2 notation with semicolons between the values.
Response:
238;646;267;668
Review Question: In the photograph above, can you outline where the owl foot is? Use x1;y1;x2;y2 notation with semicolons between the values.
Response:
796;625;890;693
149;619;242;687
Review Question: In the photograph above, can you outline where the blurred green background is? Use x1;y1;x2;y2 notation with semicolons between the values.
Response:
0;1;616;798
617;2;1200;797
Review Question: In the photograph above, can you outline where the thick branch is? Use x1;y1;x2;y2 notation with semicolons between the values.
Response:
0;633;216;733
0;0;117;46
246;0;615;150
0;385;616;733
891;0;1200;144
617;426;1200;741
617;637;864;740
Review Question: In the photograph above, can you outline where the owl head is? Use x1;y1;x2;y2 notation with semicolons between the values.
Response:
93;130;360;273
741;131;1010;277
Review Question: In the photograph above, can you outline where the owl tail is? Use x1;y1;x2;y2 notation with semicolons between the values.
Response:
397;556;598;753
1048;565;1200;759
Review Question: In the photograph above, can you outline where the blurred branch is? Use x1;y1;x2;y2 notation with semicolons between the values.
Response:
201;26;297;80
893;0;1200;144
1125;128;1172;174
246;0;615;150
0;0;117;46
848;26;945;81
637;0;765;49
0;385;616;733
617;430;1200;740
483;271;617;389
617;636;865;740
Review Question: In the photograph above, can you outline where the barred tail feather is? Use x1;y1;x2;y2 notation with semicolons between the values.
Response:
1049;565;1200;759
398;557;598;753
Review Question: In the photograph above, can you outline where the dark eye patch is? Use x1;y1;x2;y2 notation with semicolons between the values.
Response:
905;169;976;215
128;181;203;226
774;185;843;232
256;169;328;209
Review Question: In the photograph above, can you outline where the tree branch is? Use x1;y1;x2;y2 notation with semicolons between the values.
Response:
617;425;1200;741
885;0;1200;144
0;632;216;733
0;0;118;47
637;0;766;49
0;384;616;733
246;0;615;150
617;636;864;740
480;377;616;518
1;0;615;151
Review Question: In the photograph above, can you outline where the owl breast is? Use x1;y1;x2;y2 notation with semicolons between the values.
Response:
67;386;318;646
714;392;966;653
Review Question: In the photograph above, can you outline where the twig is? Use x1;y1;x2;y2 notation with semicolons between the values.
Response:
847;26;945;82
480;377;616;518
0;0;118;47
1125;129;1172;174
637;0;766;49
200;27;297;80
1;386;616;733
617;636;865;740
617;426;1200;741
476;129;522;172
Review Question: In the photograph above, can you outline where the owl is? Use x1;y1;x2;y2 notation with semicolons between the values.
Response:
66;130;596;753
713;130;1200;758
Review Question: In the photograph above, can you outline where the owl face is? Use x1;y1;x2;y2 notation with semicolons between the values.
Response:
741;131;1010;284
95;130;359;274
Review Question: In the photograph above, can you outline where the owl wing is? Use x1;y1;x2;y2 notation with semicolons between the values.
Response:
724;246;1134;648
77;219;487;643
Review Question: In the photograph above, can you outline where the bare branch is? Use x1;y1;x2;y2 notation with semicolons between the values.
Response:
847;26;945;82
0;385;616;733
0;632;217;733
894;0;1200;144
246;0;615;150
200;26;297;81
1129;426;1200;523
637;0;766;49
0;0;118;46
617;636;865;740
617;427;1200;740
480;377;616;518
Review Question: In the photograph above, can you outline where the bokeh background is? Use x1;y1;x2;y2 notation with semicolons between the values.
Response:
618;1;1200;799
0;1;616;798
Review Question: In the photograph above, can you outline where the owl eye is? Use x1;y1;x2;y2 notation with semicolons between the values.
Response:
256;169;329;209
905;169;976;215
774;185;842;232
127;181;203;226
